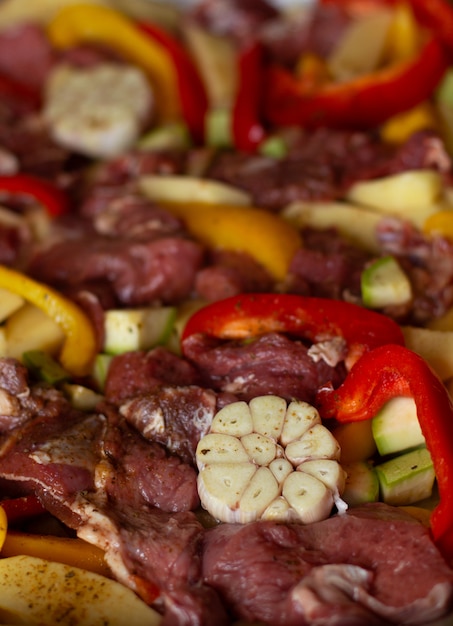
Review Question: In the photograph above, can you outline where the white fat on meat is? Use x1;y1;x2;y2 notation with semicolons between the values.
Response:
307;336;347;367
43;62;154;158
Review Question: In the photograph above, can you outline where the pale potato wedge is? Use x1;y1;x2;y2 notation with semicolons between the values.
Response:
427;305;453;331
392;202;447;230
139;175;251;206
401;325;453;381
183;22;238;109
0;555;161;626
283;200;383;252
328;8;393;80
346;170;443;212
0;288;24;324
5;303;65;361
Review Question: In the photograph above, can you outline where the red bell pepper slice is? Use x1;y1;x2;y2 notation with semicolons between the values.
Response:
320;0;396;11
322;0;453;57
263;36;448;128
137;21;208;144
316;343;453;561
0;174;69;217
1;495;46;525
402;0;453;57
232;41;266;152
182;293;405;366
0;71;41;112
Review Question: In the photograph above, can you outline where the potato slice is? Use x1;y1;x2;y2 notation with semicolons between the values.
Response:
183;22;238;109
427;305;453;331
139;175;251;206
0;555;161;625
5;303;65;361
0;288;24;324
283;200;383;252
401;325;453;381
328;8;393;80
346;170;443;212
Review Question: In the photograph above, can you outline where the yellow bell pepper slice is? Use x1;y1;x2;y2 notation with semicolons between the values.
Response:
380;102;438;144
423;209;453;239
384;1;421;62
0;265;97;376
1;531;110;578
46;3;180;122
0;506;7;552
398;505;432;526
423;211;453;332
161;201;302;281
295;52;330;90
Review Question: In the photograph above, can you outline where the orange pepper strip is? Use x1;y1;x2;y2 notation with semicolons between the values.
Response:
1;531;110;578
0;265;97;376
160;201;302;281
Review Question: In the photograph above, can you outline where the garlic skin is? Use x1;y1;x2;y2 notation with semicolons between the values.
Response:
43;63;153;158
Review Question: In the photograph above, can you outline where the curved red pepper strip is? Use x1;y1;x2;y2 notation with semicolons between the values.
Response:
137;21;208;144
269;0;452;129
320;0;396;11
263;36;448;128
182;293;405;366
316;343;453;561
1;496;46;525
0;71;41;112
232;42;266;152
322;0;453;57
0;174;69;217
320;0;453;50
407;0;453;57
264;39;449;128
